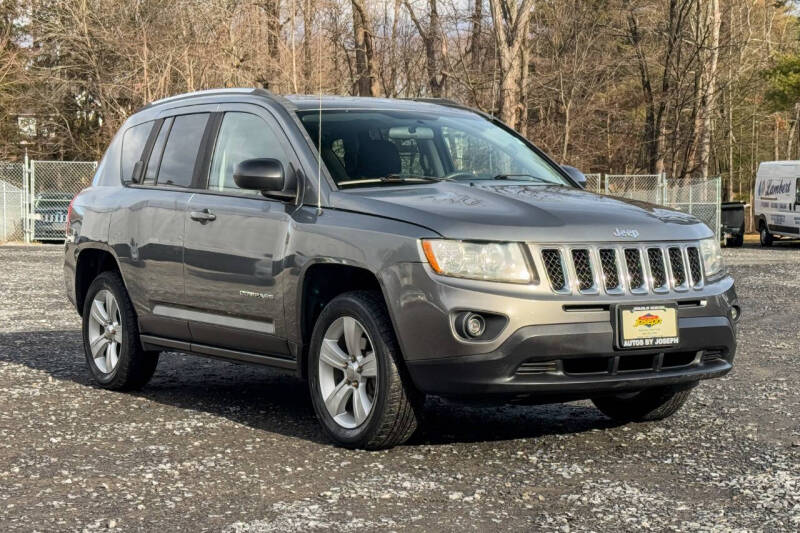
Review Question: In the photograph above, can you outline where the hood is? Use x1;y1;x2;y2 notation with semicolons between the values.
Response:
330;182;713;243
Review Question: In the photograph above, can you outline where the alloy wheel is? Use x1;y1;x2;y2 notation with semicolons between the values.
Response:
87;289;122;374
317;316;378;429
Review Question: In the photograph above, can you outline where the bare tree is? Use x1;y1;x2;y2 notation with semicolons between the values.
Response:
488;0;535;129
403;0;447;97
351;0;379;96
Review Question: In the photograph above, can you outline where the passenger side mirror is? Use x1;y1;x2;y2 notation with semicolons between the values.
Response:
233;158;295;200
561;165;587;189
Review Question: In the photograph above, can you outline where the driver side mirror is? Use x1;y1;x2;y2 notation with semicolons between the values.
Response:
561;165;587;189
233;158;296;200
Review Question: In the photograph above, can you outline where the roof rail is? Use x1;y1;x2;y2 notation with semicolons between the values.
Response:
140;88;273;111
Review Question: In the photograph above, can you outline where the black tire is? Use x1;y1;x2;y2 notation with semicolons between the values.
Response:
592;383;695;422
760;224;773;247
81;271;159;390
727;231;744;248
308;290;421;449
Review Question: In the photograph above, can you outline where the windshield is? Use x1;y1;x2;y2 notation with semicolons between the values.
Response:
297;109;570;188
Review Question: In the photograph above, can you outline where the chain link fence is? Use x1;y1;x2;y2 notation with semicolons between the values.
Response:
584;173;603;193
0;163;26;241
0;159;97;243
599;172;722;241
1;161;723;243
662;177;722;242
605;174;665;204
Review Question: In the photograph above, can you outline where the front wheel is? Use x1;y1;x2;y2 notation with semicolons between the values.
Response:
308;291;421;449
592;383;695;422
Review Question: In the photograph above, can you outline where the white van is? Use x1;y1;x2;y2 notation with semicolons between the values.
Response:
754;161;800;246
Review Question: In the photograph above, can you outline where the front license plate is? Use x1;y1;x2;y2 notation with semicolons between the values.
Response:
617;304;679;349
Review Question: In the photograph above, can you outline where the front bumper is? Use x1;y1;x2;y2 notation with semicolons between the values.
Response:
405;315;735;399
380;262;738;400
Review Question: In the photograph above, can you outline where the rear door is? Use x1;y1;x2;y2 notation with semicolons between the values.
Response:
119;110;213;341
183;105;296;357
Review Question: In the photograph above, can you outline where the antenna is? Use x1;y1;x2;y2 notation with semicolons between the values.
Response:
316;18;323;216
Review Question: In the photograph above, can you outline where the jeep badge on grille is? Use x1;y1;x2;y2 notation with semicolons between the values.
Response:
613;228;640;239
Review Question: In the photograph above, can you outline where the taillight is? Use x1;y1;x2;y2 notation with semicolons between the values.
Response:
65;195;76;237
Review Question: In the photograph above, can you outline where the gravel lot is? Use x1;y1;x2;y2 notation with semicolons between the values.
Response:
1;243;798;532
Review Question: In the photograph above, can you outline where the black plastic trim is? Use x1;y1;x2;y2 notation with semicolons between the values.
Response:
139;334;297;371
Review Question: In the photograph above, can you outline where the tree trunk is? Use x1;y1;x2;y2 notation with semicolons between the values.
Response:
403;0;447;97
469;0;483;72
351;0;379;96
302;0;314;92
488;0;535;129
698;0;720;179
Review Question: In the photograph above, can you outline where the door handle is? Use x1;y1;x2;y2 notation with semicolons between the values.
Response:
189;209;216;222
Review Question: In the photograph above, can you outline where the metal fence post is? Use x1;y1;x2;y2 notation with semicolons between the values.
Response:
1;181;5;241
23;154;29;243
715;176;722;242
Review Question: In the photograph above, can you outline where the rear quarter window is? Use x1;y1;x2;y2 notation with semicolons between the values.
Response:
120;121;155;183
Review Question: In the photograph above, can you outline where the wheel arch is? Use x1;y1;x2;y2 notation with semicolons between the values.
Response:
296;261;398;379
74;245;125;314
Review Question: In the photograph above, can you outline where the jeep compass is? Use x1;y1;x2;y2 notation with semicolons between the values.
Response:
64;89;738;449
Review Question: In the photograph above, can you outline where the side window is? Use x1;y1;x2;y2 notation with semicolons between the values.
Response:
143;118;172;185
208;112;288;194
120;121;154;183
156;113;209;188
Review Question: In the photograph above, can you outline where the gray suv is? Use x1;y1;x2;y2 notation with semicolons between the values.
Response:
64;89;739;449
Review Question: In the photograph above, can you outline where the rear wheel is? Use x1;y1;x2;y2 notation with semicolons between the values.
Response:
726;231;744;248
592;383;695;422
760;224;773;247
82;271;159;390
308;291;421;449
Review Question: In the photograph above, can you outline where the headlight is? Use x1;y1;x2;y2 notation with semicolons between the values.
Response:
699;237;724;277
421;239;534;283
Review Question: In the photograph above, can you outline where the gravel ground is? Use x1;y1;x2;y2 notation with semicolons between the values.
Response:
0;243;798;532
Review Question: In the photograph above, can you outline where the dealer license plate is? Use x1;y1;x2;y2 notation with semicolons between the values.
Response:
617;304;679;349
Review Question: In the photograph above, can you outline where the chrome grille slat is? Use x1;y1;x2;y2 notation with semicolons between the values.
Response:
571;249;594;292
541;249;568;292
687;247;702;286
532;241;706;296
646;247;668;291
624;248;646;292
599;249;620;291
668;247;688;289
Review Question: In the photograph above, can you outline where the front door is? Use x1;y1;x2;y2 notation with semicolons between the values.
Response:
183;108;295;357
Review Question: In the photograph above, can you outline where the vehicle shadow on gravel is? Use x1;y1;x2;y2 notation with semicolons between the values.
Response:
2;329;621;447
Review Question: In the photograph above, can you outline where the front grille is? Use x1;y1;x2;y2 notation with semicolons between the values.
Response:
531;241;706;296
647;248;667;289
599;249;620;290
571;249;594;291
561;352;700;376
668;247;687;286
687;247;702;285
625;248;645;290
542;249;567;291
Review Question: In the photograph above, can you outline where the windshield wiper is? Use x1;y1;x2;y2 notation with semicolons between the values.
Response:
337;174;449;188
490;173;554;184
380;174;449;183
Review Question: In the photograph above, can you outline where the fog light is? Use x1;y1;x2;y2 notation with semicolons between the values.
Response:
464;313;486;338
731;305;741;321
